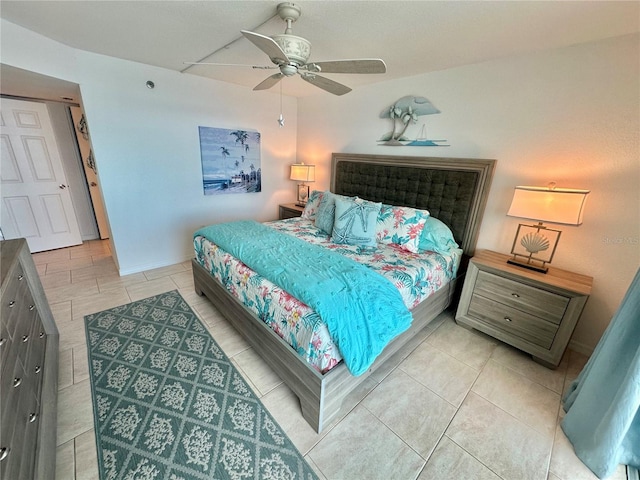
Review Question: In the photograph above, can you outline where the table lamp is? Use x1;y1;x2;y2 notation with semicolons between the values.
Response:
290;163;315;206
506;183;589;273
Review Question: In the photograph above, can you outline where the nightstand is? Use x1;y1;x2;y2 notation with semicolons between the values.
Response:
279;203;304;220
455;249;593;368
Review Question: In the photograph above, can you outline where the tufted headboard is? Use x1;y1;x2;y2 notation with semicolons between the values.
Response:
331;153;496;256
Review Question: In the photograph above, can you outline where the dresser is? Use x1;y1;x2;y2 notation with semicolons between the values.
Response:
1;239;58;480
279;203;305;219
455;250;592;368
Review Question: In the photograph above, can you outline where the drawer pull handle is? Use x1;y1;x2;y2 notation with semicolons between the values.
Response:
18;274;24;280
39;332;45;338
35;365;42;374
511;293;520;298
22;334;29;343
0;338;5;347
0;447;8;462
8;300;15;308
29;413;38;423
13;377;22;387
29;304;35;311
504;317;513;322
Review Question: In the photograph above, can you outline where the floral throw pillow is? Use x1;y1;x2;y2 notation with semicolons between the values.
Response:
301;190;324;220
376;204;430;253
332;197;382;247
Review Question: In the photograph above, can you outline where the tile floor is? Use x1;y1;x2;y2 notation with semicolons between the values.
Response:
34;239;627;480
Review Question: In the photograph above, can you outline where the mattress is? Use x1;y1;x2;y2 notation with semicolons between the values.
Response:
194;217;461;373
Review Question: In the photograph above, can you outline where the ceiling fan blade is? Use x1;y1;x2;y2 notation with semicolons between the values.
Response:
183;62;277;70
300;74;352;96
241;30;289;64
253;73;284;91
306;59;387;74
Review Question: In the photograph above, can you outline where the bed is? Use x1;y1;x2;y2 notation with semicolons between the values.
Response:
192;152;495;432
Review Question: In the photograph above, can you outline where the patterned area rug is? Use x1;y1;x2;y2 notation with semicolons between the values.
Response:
84;290;318;480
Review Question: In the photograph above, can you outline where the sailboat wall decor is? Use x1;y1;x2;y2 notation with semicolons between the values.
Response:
378;96;449;146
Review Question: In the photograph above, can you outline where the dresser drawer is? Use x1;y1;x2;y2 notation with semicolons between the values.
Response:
0;431;14;479
13;309;38;373
475;270;569;324
1;357;27;449
1;262;25;308
1;271;29;341
18;392;40;480
468;294;559;349
1;389;37;480
25;317;47;400
0;322;11;374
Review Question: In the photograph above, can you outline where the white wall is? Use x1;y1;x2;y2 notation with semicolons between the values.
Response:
2;20;298;274
297;33;640;353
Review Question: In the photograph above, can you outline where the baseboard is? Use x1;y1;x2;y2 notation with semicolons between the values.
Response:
118;253;193;276
567;339;594;357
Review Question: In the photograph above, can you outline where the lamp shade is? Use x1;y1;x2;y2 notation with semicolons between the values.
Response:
507;186;589;225
290;163;315;182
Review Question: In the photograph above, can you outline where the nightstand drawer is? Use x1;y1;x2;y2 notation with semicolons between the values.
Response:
280;209;301;219
279;203;304;220
475;270;568;324
469;294;558;349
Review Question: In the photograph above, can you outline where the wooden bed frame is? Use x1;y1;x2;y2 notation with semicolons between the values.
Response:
192;153;495;432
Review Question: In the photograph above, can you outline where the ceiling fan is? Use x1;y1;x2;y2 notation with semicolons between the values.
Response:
185;2;386;96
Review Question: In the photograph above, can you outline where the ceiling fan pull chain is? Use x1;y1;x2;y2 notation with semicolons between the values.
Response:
278;81;285;127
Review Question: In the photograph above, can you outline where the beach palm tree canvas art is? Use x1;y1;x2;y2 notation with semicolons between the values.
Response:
199;126;262;195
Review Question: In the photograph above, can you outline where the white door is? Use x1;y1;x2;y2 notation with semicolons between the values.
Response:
69;106;110;239
0;98;82;252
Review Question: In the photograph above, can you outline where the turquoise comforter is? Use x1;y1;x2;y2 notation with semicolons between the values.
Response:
195;220;413;376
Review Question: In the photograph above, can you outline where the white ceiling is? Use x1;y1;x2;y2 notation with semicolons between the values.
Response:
1;1;639;99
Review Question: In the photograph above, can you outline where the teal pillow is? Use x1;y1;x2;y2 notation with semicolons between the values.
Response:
332;197;382;247
314;191;338;235
419;217;459;253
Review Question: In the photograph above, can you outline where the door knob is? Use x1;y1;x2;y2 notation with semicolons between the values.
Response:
59;184;67;189
90;182;97;187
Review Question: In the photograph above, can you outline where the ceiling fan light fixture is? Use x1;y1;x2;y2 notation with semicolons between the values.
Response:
271;34;311;65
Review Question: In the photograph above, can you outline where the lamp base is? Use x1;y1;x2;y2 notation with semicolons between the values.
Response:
507;258;548;274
